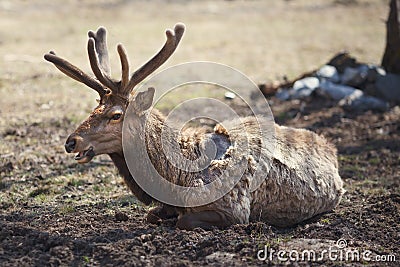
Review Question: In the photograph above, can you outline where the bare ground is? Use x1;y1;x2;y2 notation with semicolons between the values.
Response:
1;92;399;266
1;0;399;266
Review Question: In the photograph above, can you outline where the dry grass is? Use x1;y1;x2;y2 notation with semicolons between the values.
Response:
0;0;389;123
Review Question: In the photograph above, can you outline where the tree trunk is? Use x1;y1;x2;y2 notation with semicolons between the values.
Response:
381;0;400;74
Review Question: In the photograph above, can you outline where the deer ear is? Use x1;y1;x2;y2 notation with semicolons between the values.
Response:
134;87;155;113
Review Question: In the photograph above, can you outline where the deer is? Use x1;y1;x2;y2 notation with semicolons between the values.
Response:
44;23;344;230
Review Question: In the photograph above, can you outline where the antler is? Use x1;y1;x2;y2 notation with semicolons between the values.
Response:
44;51;107;97
87;27;119;91
117;44;130;90
44;23;185;98
123;23;185;94
88;27;111;76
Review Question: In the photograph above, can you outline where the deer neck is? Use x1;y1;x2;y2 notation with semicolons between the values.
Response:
109;109;193;205
144;109;181;184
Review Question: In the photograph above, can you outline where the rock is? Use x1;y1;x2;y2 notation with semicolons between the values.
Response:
316;65;340;83
319;80;356;100
224;91;236;100
276;77;319;101
341;65;369;87
275;89;290;101
339;89;389;111
366;65;386;83
205;251;235;262
291;87;315;99
290;77;319;99
363;83;379;98
358;64;370;77
293;77;320;91
341;67;358;85
375;73;400;103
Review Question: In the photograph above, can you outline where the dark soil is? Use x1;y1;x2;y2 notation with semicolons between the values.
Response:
1;95;399;266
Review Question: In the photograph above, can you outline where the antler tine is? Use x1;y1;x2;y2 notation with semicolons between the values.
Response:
87;38;118;91
125;23;185;93
88;27;111;76
117;44;130;91
44;51;107;97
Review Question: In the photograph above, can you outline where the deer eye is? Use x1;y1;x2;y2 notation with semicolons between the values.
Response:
111;113;122;121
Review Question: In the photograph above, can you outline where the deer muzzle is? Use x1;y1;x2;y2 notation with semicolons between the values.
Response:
74;146;95;163
65;138;76;153
65;134;95;163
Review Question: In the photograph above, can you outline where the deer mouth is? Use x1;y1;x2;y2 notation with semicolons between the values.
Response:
74;146;95;164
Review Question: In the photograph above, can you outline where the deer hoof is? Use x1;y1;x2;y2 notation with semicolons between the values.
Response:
145;206;178;225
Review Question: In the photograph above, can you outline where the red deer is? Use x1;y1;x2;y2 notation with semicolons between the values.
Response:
44;24;344;230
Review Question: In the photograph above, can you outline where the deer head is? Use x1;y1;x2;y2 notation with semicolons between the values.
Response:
44;24;185;163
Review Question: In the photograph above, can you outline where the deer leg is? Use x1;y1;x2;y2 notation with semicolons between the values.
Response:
146;205;178;224
176;211;231;230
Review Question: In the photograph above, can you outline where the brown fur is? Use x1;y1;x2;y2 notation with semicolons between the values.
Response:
123;90;344;229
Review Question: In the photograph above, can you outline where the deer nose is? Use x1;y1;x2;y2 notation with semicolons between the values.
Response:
65;137;77;153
